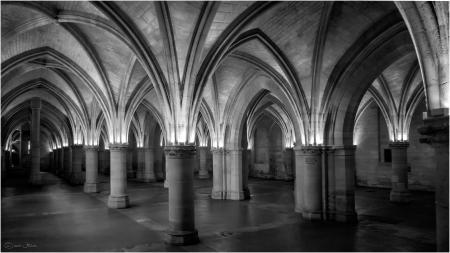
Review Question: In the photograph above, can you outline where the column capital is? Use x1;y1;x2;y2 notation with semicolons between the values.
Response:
211;147;224;154
294;145;323;155
164;145;196;158
109;144;128;150
71;144;84;150
389;141;409;149
332;145;356;156
84;145;98;151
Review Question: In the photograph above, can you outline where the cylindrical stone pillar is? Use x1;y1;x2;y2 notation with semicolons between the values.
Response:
84;146;99;193
29;98;41;185
299;146;322;220
70;145;84;185
143;147;156;182
164;145;199;245
198;147;209;179
108;144;129;208
389;142;411;203
136;148;145;180
228;148;248;200
211;148;225;199
418;115;449;252
294;146;303;213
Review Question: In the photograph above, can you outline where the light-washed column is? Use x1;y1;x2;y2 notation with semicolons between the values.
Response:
299;146;322;220
84;146;99;193
293;146;304;213
211;148;225;199
227;148;248;200
418;115;449;251
389;142;411;202
164;145;199;245
108;144;129;208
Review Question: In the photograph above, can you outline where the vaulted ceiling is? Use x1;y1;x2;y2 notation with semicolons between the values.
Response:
2;1;431;148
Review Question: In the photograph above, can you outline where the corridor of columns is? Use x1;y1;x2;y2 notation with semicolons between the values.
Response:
1;1;448;252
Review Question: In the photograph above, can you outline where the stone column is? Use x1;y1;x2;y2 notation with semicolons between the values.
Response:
84;146;99;193
29;98;41;185
211;148;225;199
333;145;357;222
70;145;84;185
293;146;304;213
108;144;129;208
63;146;72;180
164;145;199;245
198;147;209;179
142;147;156;182
227;148;249;200
298;146;323;220
389;141;411;202
418;115;449;252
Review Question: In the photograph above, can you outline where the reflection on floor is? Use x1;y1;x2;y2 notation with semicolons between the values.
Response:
1;172;436;252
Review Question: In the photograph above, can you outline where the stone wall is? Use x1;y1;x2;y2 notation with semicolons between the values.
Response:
354;101;434;191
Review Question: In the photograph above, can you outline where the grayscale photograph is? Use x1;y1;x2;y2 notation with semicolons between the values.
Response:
1;1;448;252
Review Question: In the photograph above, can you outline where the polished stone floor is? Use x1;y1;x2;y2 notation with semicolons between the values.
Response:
1;171;436;252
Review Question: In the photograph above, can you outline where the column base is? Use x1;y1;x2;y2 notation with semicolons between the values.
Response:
70;173;84;185
211;190;225;199
165;229;199;245
302;211;322;221
84;182;99;193
390;190;411;203
108;195;130;209
227;190;246;200
198;172;210;179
